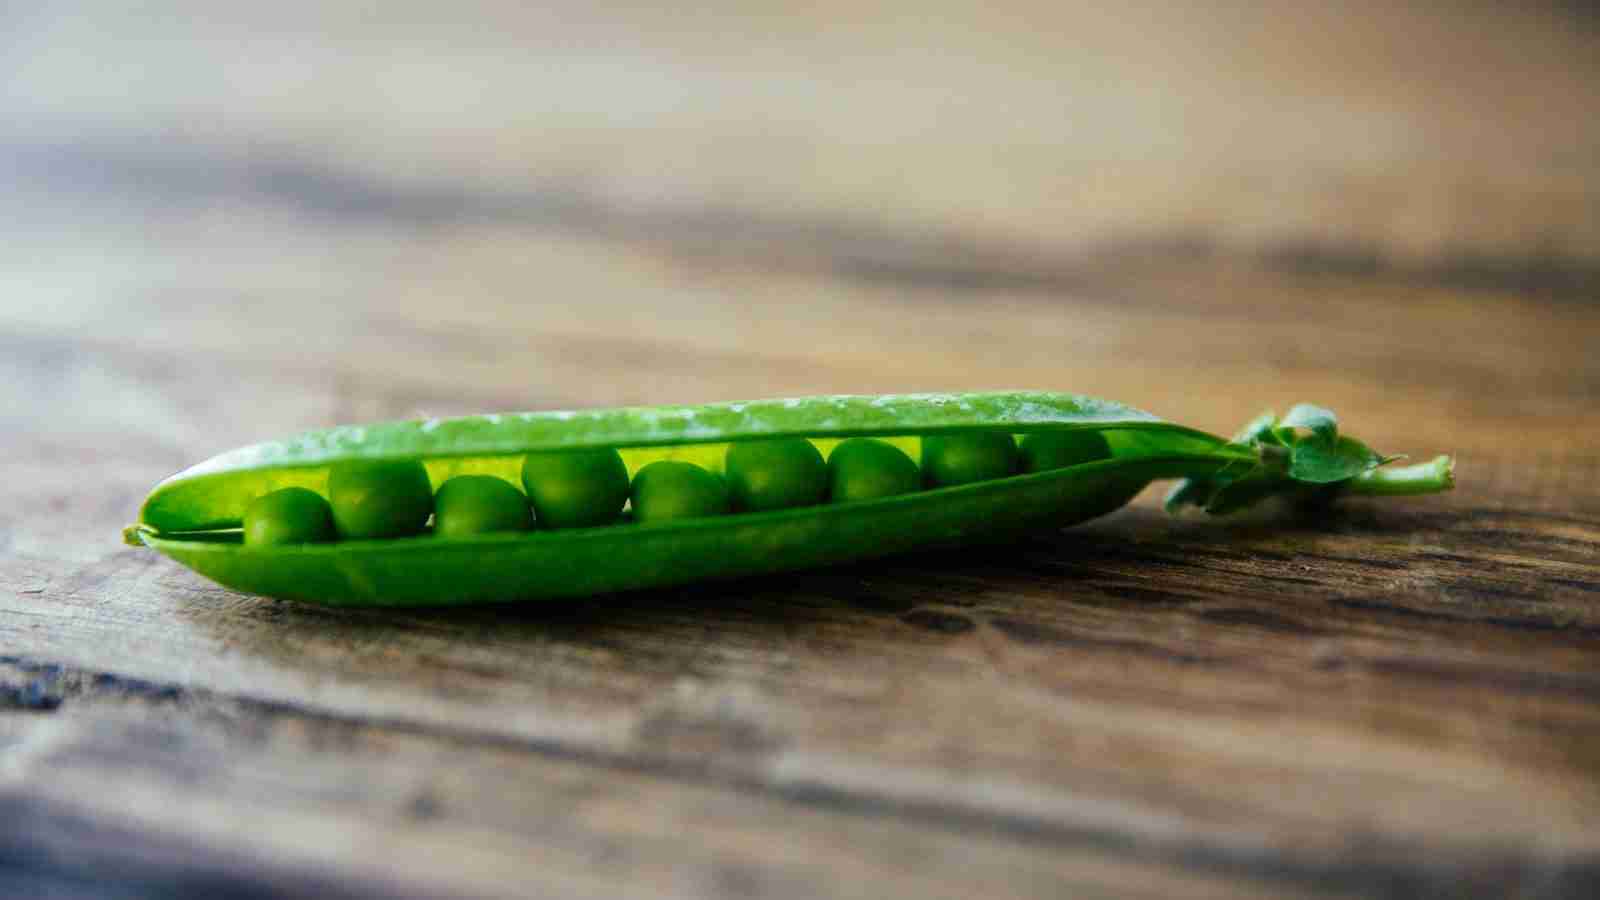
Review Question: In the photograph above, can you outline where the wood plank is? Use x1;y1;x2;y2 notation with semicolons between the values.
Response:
4;264;1599;895
0;668;1332;900
5;652;1597;900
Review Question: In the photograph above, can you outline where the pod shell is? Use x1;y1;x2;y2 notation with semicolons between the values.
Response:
131;392;1234;606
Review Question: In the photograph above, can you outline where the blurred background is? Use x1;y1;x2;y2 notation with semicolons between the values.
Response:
3;1;1598;481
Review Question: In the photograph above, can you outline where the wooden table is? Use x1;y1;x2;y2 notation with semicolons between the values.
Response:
3;4;1598;897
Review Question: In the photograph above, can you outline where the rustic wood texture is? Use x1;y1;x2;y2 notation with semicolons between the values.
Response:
3;4;1600;898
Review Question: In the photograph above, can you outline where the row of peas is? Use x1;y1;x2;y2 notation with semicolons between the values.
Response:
241;431;1112;546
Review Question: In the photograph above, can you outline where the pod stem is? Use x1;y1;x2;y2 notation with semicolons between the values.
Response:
1165;405;1455;515
1344;454;1455;496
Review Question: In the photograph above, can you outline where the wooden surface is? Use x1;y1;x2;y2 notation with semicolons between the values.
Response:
4;4;1600;898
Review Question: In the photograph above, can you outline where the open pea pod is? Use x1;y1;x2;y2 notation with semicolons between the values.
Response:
125;392;1454;607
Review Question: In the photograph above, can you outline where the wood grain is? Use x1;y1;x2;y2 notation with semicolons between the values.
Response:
6;240;1600;896
4;4;1600;898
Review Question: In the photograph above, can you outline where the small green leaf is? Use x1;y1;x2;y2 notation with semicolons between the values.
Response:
1229;411;1279;445
1204;473;1285;515
1165;454;1266;514
1280;404;1338;442
1289;435;1384;484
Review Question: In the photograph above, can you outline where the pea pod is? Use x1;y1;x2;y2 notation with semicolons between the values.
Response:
123;392;1454;607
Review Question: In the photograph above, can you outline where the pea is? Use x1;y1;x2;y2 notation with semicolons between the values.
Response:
827;438;920;503
328;459;433;539
243;487;335;546
725;438;827;512
520;448;629;528
630;461;730;523
1019;430;1113;472
921;432;1018;487
433;475;532;538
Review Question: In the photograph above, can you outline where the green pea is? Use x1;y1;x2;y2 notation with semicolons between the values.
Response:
328;459;434;539
243;487;335;546
520;448;629;528
724;438;827;512
827;438;920;503
433;475;532;538
1019;430;1113;472
921;432;1018;487
630;461;729;523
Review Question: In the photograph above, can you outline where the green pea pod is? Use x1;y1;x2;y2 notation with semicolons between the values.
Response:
123;392;1453;607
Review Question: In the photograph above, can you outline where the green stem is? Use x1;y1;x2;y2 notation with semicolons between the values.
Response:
1344;455;1455;496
